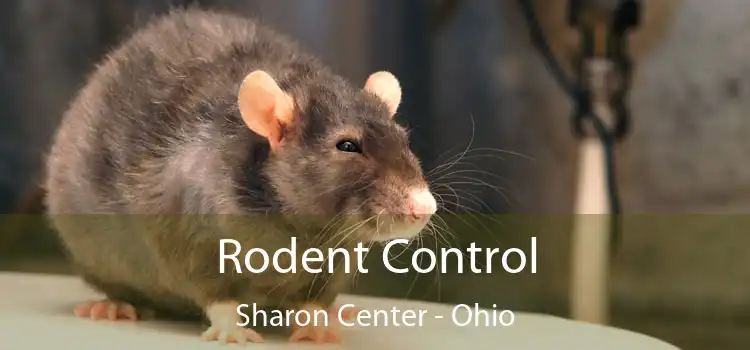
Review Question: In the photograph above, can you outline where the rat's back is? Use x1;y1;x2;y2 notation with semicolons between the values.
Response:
43;9;318;298
45;8;311;215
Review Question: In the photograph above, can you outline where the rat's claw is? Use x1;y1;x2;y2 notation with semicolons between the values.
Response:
201;325;264;345
73;300;138;321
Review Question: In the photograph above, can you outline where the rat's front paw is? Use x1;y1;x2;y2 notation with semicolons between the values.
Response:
289;323;340;344
201;325;264;345
330;304;359;321
289;303;341;344
202;300;264;345
73;299;138;321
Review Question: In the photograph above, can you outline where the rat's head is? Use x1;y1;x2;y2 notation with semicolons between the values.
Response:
237;69;436;243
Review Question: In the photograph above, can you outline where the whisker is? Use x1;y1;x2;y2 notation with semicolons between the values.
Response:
425;113;476;178
310;217;377;301
403;231;427;299
436;177;513;207
433;226;442;302
431;168;513;186
427;147;533;179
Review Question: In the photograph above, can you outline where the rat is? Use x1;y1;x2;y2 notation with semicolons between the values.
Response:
43;7;437;345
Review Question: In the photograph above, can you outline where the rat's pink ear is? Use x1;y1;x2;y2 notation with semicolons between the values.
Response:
364;71;401;118
237;70;295;149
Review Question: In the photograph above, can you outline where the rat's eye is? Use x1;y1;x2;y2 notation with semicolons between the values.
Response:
336;140;362;153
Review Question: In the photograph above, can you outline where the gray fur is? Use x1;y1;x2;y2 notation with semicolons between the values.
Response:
43;8;430;328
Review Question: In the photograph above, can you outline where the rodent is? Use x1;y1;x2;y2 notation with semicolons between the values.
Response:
43;8;437;344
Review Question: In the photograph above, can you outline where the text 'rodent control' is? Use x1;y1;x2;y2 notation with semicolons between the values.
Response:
219;237;537;275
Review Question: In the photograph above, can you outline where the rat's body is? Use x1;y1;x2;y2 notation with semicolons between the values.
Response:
44;8;436;344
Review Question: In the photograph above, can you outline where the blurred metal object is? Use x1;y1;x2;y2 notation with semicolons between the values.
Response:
569;0;628;27
570;59;616;325
516;4;640;324
570;0;640;140
568;0;640;325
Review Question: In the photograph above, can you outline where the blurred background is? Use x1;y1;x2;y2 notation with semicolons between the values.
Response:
1;1;749;349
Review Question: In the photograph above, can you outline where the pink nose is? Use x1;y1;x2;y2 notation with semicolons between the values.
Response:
407;188;437;220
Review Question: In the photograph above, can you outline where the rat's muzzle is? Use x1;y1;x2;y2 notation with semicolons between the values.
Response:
371;186;437;242
406;187;438;222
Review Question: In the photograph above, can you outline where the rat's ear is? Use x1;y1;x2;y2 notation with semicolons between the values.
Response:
364;71;401;118
237;70;295;149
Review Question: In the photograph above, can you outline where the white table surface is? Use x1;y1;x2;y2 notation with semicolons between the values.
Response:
0;272;679;350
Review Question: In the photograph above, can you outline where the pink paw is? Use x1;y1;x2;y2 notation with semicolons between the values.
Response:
201;325;264;345
289;304;344;344
73;300;138;321
329;304;359;322
289;323;341;344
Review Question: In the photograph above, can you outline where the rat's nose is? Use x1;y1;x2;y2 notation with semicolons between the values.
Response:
407;188;437;221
